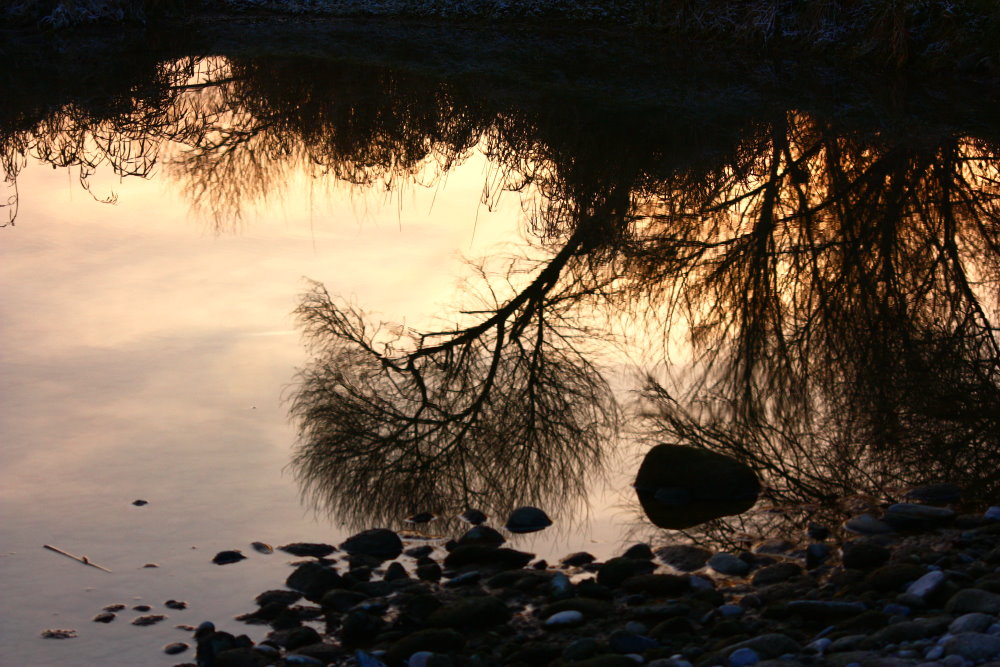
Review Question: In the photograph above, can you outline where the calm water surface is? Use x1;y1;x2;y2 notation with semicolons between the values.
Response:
3;50;1000;666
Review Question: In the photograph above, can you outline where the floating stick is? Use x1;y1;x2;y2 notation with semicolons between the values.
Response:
43;544;112;572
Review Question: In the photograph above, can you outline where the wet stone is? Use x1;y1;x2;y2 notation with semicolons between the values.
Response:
561;551;597;567
655;545;711;572
40;629;77;639
404;545;434;559
608;629;659;654
882;503;956;530
458;509;487;525
545;610;585;627
132;499;148;506
164;642;189;655
103;603;126;612
505;506;553;534
280;543;336;558
256;589;302;607
708;552;751;576
942;633;1000;662
947;589;1000;614
92;612;115;623
841;540;890;570
212;550;246;565
456;525;505;548
751;562;803;586
165;599;188;610
622;543;654;560
340;529;403;561
132;614;167;626
844;513;894;535
597;557;657;588
286;561;343;602
904;483;962;505
251;541;274;554
905;569;947;600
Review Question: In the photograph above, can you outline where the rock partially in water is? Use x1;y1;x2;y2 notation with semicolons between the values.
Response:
458;509;487;525
163;642;188;655
92;612;115;623
286;561;343;602
560;551;596;567
102;603;126;612
212;550;246;565
251;541;274;554
634;444;759;529
132;614;167;626
340;529;403;561
132;499;148;506
164;600;188;610
405;512;435;524
40;629;77;639
255;589;302;607
279;542;336;558
457;525;505;548
443;545;534;570
505;506;553;534
133;604;152;612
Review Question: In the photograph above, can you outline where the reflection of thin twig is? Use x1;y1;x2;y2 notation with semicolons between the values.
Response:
43;545;111;573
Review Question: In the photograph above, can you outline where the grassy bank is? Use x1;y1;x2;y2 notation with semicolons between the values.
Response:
2;0;999;73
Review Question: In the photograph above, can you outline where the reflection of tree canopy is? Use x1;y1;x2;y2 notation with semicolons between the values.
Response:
5;47;1000;532
625;114;1000;506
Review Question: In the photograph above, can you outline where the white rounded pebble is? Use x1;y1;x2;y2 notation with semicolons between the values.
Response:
545;610;584;627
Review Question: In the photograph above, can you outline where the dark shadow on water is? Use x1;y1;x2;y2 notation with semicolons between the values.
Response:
4;37;1000;542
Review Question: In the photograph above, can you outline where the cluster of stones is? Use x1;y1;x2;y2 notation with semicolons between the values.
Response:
180;501;1000;667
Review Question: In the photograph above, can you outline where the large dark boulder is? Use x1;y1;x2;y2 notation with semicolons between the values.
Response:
634;444;760;529
286;562;343;602
339;529;403;561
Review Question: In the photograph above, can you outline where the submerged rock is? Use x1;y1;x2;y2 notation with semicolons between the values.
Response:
163;642;188;655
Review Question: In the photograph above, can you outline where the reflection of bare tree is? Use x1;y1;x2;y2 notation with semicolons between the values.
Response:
624;114;1000;512
290;201;624;529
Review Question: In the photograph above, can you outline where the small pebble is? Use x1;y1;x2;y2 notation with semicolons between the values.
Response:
132;499;148;506
103;604;126;612
133;604;151;612
251;541;274;554
92;612;115;623
164;600;188;610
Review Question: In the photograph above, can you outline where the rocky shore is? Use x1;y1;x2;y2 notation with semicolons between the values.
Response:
164;498;1000;667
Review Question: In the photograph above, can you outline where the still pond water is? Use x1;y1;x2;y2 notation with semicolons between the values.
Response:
2;53;1000;666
